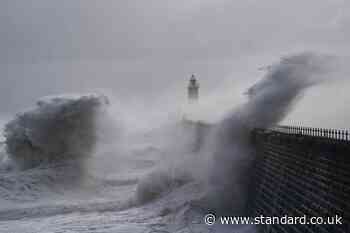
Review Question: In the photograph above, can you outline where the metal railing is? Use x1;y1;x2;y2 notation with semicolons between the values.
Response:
271;125;350;141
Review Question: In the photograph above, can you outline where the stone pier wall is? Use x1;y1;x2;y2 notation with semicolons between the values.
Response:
249;129;350;233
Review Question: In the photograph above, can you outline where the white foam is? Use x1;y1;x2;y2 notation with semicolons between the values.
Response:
3;94;109;169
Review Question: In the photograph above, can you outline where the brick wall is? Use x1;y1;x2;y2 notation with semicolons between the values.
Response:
249;129;350;233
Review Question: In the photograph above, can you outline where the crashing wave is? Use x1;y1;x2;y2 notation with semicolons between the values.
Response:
205;52;335;214
136;168;193;205
3;94;109;169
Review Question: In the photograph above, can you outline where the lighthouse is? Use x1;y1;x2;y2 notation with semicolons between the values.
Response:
187;74;199;103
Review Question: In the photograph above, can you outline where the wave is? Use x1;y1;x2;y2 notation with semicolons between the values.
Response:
0;161;84;202
0;199;132;221
205;52;335;214
135;168;193;205
134;120;209;205
0;94;118;206
3;94;109;170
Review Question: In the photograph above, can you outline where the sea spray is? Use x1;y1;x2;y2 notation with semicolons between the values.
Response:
4;94;109;170
134;120;203;204
205;52;335;214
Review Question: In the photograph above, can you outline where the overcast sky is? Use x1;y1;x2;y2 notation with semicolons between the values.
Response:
1;0;350;126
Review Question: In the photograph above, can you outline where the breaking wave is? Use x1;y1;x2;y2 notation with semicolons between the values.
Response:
0;94;126;205
205;52;335;214
3;94;109;170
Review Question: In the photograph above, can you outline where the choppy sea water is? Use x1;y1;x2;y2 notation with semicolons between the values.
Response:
0;137;255;233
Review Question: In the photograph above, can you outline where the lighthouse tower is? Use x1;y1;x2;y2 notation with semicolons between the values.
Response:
187;74;199;103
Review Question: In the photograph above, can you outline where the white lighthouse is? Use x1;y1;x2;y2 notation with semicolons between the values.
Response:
182;74;200;121
187;74;199;103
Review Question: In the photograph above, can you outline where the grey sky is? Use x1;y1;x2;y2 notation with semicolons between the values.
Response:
1;0;350;126
3;0;349;62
